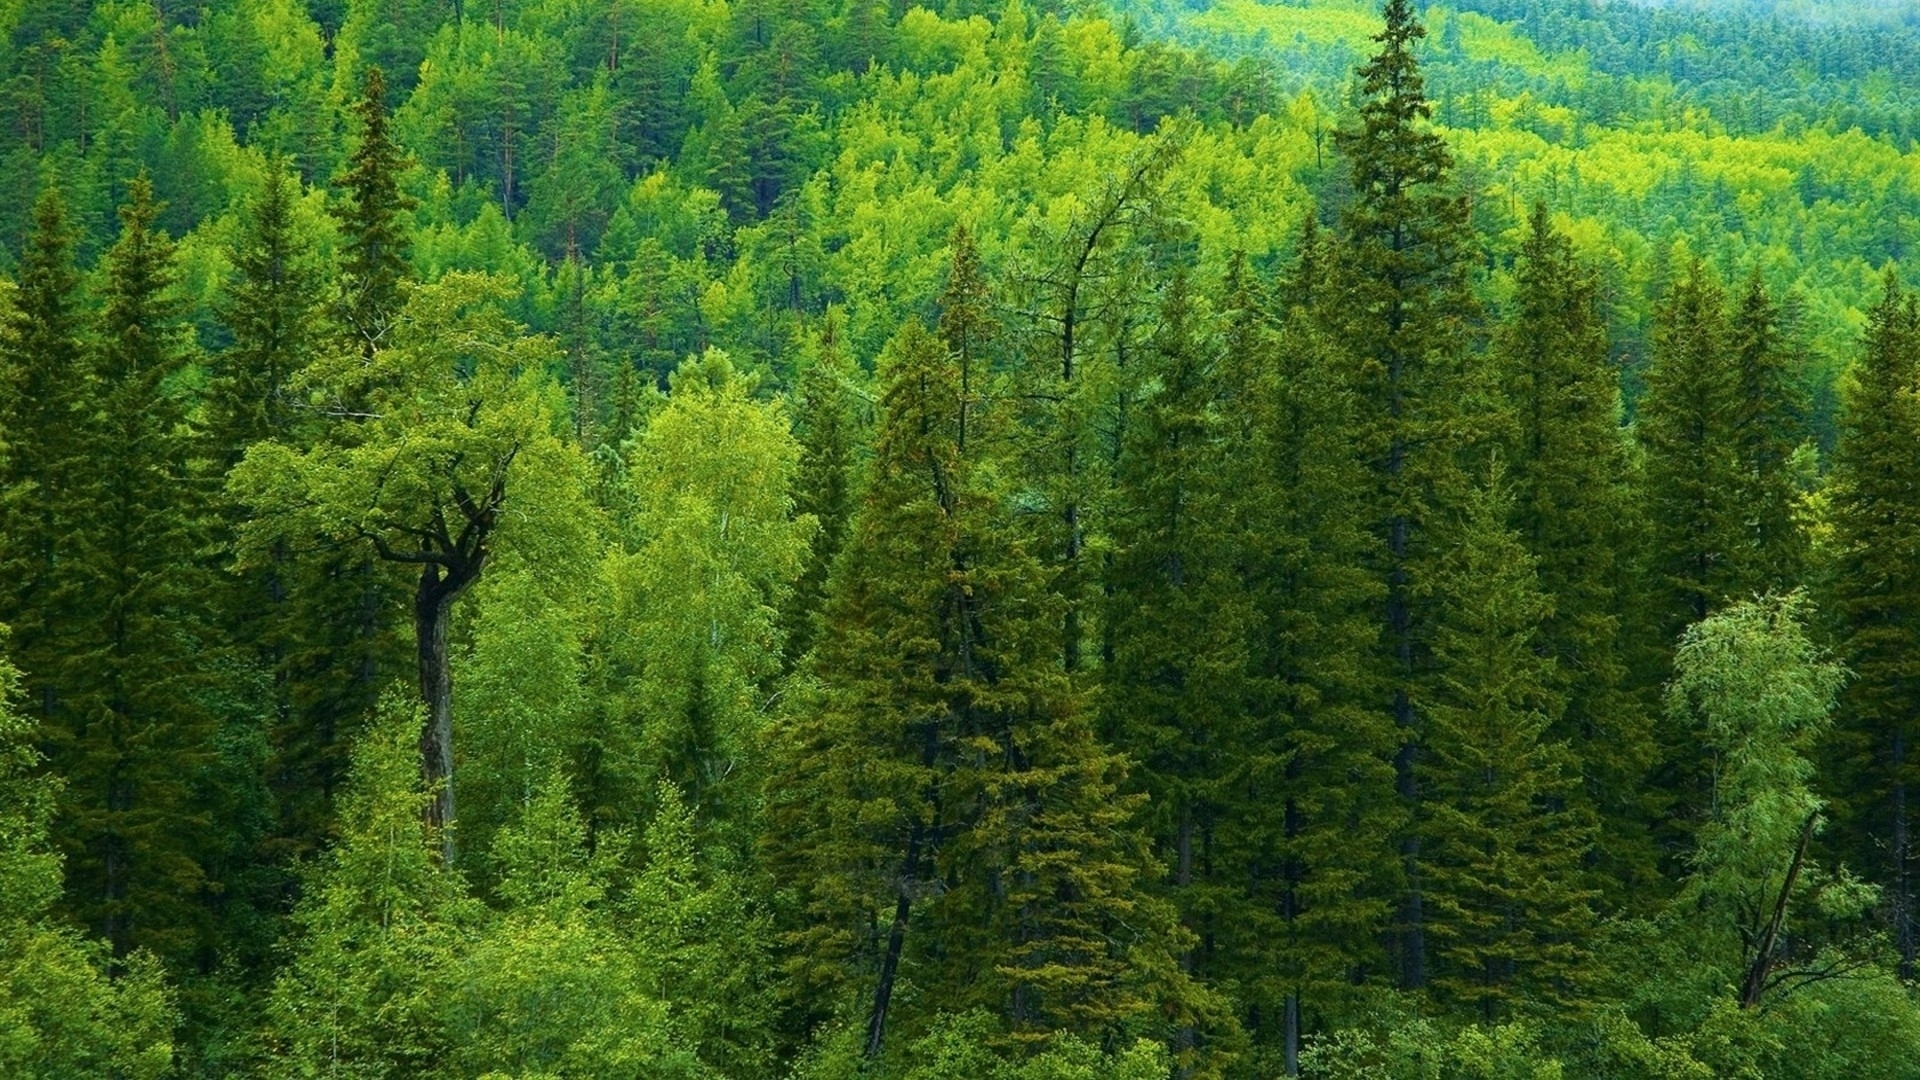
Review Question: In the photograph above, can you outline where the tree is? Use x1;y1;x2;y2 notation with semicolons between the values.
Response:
1102;272;1250;1045
1727;267;1810;597
52;176;216;964
1826;273;1920;978
1330;0;1480;991
1667;595;1869;1009
781;311;863;670
332;65;415;356
230;273;588;860
1495;204;1650;892
1421;467;1597;1022
1636;258;1744;646
767;315;1196;1061
0;187;90;731
0;630;177;1080
1216;251;1396;1075
262;691;476;1078
207;161;323;470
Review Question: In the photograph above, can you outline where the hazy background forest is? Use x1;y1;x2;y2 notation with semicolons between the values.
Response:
5;0;1920;1077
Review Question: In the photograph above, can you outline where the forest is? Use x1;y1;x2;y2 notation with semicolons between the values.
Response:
4;0;1920;1076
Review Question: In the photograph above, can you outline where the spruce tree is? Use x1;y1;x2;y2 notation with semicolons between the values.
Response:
1727;267;1810;596
208;163;321;469
1495;204;1650;893
1330;0;1479;990
333;66;415;356
1826;273;1920;978
1421;467;1596;1022
781;310;861;670
1102;271;1251;1060
52;177;216;964
1218;249;1396;1075
766;313;1198;1061
0;187;92;728
1636;257;1744;646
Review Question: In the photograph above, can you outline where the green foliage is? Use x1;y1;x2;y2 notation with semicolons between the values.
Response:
1421;467;1597;1021
0;635;177;1079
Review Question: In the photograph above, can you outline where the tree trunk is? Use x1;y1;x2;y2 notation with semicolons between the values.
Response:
866;820;924;1061
416;571;456;863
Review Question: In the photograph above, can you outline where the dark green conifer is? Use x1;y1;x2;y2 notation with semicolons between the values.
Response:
1728;267;1811;595
1102;271;1251;1062
1330;0;1479;990
0;187;92;727
1421;467;1597;1022
767;307;1197;1061
1826;273;1920;979
1636;258;1744;643
333;66;415;355
1495;205;1651;893
52;177;215;964
781;310;862;670
1218;251;1396;1075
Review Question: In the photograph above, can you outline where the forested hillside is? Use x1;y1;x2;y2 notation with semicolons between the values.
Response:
3;0;1920;1077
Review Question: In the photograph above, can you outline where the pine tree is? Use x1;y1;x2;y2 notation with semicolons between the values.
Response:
1330;0;1479;991
766;313;1197;1061
1727;267;1810;596
52;176;216;964
1826;273;1920;979
1421;467;1596;1022
333;66;415;356
1217;251;1396;1075
1495;204;1651;894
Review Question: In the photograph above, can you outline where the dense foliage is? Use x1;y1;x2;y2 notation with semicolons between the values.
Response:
3;0;1920;1076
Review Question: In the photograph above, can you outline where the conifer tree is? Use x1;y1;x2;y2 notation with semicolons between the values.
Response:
0;187;91;728
208;163;321;469
52;176;215;963
1330;0;1479;990
1217;251;1396;1075
1495;205;1650;891
0;632;178;1079
1727;267;1810;596
208;161;350;873
767;313;1196;1062
1103;272;1249;994
781;310;861;669
1826;273;1920;979
1636;258;1744;645
333;65;415;356
1421;467;1596;1022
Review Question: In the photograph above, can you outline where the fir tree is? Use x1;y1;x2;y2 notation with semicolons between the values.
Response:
1330;0;1479;991
208;162;321;469
1727;267;1810;596
1102;271;1251;1062
1826;273;1920;979
767;314;1197;1061
1421;467;1596;1022
52;176;215;964
781;310;862;670
1495;204;1651;893
0;187;92;728
1218;252;1396;1075
1636;257;1744;645
333;66;415;356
